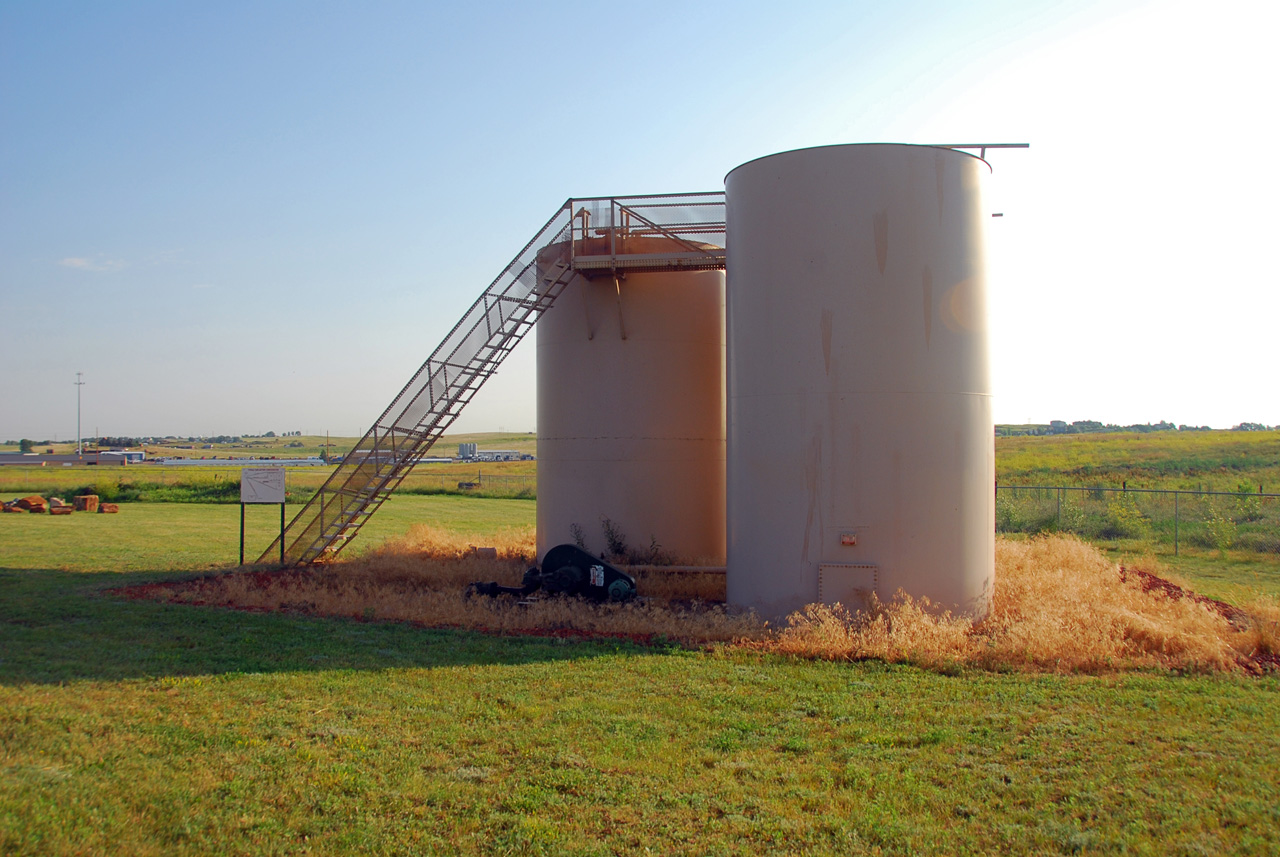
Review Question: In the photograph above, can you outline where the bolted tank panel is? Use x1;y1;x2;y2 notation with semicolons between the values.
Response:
725;144;994;620
536;244;726;565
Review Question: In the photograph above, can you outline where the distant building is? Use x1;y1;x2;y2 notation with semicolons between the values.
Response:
475;449;525;462
454;443;531;462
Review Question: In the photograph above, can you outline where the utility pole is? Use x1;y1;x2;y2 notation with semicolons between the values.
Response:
74;372;85;457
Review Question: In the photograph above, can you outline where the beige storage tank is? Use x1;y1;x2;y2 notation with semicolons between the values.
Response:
536;237;726;564
725;143;994;620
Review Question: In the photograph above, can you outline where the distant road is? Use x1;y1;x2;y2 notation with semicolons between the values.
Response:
153;458;329;467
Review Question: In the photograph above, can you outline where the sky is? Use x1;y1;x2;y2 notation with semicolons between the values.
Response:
2;0;1277;440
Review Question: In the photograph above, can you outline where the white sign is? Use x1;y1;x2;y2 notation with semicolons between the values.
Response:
241;467;286;504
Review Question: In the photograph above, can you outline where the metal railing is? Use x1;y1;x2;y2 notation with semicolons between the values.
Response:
996;485;1280;556
567;192;726;273
260;192;727;566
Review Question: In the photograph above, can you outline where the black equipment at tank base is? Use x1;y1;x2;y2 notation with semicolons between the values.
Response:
467;544;637;603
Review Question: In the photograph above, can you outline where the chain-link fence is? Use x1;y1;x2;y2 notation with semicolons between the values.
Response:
996;485;1280;555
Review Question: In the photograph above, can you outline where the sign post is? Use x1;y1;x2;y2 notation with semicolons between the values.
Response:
240;466;287;566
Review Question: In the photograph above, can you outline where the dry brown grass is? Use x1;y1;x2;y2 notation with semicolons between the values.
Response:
384;522;538;563
1234;594;1280;661
625;566;727;601
772;535;1277;674
135;524;757;644
127;531;1277;674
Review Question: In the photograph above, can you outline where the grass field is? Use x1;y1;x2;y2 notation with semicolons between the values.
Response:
0;461;537;504
3;554;1278;854
996;429;1280;491
0;430;537;504
7;428;1277;491
8;428;1278;504
0;430;538;462
4;434;1280;853
0;495;534;572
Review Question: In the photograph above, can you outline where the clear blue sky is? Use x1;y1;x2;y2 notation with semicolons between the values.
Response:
3;0;1276;440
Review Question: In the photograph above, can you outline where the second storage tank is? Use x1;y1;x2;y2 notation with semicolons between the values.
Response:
536;236;726;564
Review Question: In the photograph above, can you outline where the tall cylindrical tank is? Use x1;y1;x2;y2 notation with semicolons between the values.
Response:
725;144;994;620
537;241;726;564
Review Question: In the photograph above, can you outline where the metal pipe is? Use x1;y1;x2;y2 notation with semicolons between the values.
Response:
931;143;1030;150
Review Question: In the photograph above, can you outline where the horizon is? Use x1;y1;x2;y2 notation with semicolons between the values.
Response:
7;418;1279;448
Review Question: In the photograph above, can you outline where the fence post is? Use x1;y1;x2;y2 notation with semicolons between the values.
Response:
1174;491;1179;557
1056;488;1061;530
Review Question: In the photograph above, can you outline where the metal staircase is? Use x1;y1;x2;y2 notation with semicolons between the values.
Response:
258;192;727;567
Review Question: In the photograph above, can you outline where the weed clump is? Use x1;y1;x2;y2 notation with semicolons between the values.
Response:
771;535;1274;674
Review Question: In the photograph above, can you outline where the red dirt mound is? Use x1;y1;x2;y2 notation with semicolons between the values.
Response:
1119;565;1245;622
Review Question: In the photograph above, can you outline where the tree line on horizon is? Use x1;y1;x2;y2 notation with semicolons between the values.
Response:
995;420;1276;437
7;423;1279;448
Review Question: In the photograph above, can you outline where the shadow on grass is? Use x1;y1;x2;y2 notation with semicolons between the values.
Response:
0;567;658;686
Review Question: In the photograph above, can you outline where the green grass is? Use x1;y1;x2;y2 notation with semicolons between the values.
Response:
2;558;1278;855
4;438;1280;853
0;430;538;462
15;428;1275;508
0;460;537;503
997;429;1280;491
10;428;1276;492
0;496;534;572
